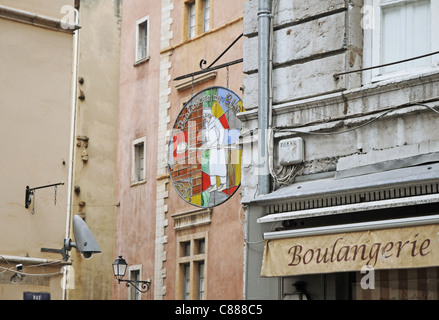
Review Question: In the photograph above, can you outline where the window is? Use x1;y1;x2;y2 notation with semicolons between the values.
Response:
197;238;205;254
128;265;142;300
177;233;208;299
185;0;212;40
136;16;149;63
132;137;146;184
182;241;191;256
282;267;439;300
188;2;196;39
363;0;439;83
203;0;210;33
183;264;191;300
198;261;205;300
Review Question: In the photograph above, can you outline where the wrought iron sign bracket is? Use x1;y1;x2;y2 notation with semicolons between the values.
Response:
25;182;64;213
199;33;243;70
174;33;243;82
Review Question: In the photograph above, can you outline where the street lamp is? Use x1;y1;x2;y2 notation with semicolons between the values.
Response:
112;255;151;293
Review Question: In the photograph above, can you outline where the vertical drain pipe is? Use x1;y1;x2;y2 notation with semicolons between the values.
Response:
63;7;80;300
257;0;273;195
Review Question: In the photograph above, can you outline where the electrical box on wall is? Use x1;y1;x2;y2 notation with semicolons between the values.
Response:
278;137;304;166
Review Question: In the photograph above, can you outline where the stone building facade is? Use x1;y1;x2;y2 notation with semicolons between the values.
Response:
241;0;439;300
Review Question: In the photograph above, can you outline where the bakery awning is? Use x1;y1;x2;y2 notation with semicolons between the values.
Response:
255;160;439;277
261;216;439;277
254;161;439;224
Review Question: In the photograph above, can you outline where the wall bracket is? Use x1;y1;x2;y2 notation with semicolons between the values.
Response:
25;182;65;210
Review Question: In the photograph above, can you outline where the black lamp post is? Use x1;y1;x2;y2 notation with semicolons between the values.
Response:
112;255;151;293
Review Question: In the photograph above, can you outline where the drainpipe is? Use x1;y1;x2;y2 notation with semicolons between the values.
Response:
63;7;80;300
257;0;273;195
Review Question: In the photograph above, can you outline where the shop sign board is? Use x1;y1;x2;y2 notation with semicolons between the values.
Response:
261;224;439;277
168;87;245;208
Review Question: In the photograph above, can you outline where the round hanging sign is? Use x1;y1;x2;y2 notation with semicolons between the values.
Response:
168;87;245;208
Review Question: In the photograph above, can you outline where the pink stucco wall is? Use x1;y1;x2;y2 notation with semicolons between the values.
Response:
115;0;246;300
114;0;161;300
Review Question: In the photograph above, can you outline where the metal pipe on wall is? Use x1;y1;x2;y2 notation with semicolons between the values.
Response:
257;0;273;195
63;6;80;300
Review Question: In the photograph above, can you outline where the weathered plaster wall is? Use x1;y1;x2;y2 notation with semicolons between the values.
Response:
114;0;162;300
68;0;121;300
0;0;75;300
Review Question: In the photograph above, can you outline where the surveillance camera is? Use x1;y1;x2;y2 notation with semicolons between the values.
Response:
71;215;101;258
62;215;101;259
41;215;101;261
82;252;93;259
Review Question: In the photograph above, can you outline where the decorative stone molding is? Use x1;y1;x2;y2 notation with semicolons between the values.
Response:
154;0;174;301
171;208;212;231
174;71;217;91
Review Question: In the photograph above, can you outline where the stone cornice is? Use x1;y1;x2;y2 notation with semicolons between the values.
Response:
238;69;439;127
0;5;80;33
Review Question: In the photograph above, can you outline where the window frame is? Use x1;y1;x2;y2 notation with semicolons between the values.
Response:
135;15;150;64
127;264;143;301
188;2;196;39
362;0;439;84
203;0;210;33
184;0;212;40
176;232;208;300
197;261;205;300
131;137;146;185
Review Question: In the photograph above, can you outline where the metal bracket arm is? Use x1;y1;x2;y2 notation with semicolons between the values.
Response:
118;278;152;293
25;182;64;208
174;33;243;81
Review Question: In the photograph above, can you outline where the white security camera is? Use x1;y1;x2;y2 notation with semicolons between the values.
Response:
69;215;101;258
41;215;101;260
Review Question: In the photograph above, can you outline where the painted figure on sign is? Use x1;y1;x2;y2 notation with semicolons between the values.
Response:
203;109;227;192
168;87;244;208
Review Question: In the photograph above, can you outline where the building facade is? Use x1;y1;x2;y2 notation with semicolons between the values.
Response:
241;0;439;300
113;0;162;300
67;0;121;300
114;0;246;300
161;0;246;301
0;0;121;300
0;0;79;300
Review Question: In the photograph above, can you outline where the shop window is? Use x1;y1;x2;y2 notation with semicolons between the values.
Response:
353;267;439;300
177;232;208;299
363;0;439;83
283;267;439;300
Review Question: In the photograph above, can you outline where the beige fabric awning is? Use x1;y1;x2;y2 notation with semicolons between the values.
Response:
261;223;439;277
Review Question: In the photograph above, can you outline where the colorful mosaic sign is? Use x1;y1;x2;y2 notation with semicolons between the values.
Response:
168;87;245;208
